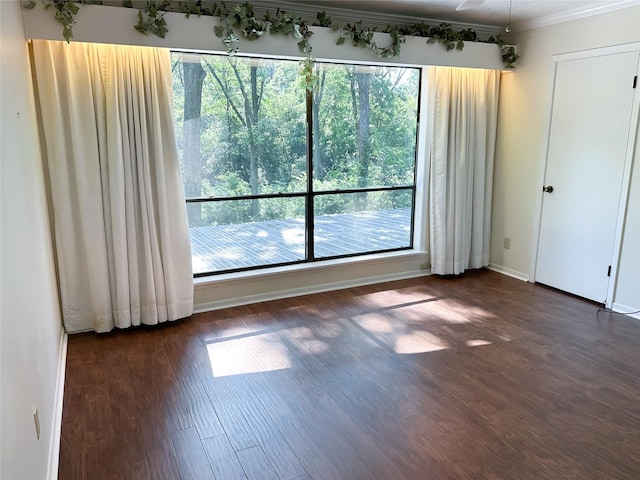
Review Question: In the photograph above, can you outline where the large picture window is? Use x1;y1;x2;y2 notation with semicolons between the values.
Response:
172;52;420;275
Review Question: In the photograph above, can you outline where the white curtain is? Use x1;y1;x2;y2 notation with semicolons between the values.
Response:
428;67;500;275
31;40;193;333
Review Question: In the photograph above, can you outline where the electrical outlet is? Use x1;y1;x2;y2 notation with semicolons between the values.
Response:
34;408;41;440
503;237;511;250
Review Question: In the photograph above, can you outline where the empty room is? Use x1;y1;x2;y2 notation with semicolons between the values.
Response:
2;0;640;479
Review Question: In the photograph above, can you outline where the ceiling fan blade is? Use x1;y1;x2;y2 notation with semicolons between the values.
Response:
456;0;487;11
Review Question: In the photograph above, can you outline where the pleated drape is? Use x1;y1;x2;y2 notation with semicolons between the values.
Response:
31;40;193;333
428;67;500;275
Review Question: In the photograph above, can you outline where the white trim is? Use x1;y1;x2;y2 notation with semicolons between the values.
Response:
487;263;528;282
612;302;640;320
529;55;561;283
606;52;640;308
552;42;640;63
194;269;430;314
47;331;68;480
250;0;502;36
515;0;639;32
194;250;430;312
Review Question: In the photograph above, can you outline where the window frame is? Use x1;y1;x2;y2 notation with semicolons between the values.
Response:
176;54;422;277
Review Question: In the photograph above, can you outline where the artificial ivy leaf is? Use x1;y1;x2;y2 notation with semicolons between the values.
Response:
135;10;151;35
336;36;345;45
456;40;464;51
214;25;224;37
65;1;79;15
62;25;73;42
426;38;436;44
297;39;310;53
54;10;67;22
315;11;331;27
154;18;168;38
23;1;36;10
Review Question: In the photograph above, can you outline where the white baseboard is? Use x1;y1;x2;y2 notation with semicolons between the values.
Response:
47;331;68;480
487;263;529;282
612;302;640;320
194;269;431;314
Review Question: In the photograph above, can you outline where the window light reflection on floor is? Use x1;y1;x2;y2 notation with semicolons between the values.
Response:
206;332;292;377
394;331;449;354
351;295;502;354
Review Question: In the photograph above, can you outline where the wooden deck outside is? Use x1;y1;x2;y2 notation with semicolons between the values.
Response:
190;207;412;273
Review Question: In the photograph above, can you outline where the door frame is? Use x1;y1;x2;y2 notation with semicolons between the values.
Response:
529;42;640;307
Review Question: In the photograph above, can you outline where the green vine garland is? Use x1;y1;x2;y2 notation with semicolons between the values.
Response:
23;0;519;75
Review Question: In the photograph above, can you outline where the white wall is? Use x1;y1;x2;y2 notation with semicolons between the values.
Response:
491;5;640;307
0;1;65;479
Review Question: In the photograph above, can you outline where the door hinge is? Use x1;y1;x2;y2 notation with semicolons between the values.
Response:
607;265;612;277
634;75;638;89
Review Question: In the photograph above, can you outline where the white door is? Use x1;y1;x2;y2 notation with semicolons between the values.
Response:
535;51;640;302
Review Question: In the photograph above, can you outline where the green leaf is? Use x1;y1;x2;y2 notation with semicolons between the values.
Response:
23;1;36;10
336;36;345;46
214;25;225;37
154;17;168;38
66;1;79;15
456;40;464;51
62;24;73;42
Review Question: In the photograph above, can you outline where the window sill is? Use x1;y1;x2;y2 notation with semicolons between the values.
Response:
192;249;430;313
193;249;428;286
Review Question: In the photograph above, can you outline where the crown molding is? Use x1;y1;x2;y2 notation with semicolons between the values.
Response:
513;0;640;32
247;0;503;37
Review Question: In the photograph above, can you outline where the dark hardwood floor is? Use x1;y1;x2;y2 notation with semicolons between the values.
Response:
59;269;640;480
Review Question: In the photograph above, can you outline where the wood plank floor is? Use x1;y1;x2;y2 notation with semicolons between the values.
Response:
59;269;640;480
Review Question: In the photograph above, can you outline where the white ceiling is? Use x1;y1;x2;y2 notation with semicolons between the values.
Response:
257;0;638;30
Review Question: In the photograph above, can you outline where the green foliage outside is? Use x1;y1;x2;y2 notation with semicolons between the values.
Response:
172;53;419;227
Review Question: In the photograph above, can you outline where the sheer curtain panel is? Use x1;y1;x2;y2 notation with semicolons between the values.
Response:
428;67;500;275
31;40;193;333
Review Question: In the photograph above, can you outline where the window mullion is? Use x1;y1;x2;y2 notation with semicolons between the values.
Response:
305;87;315;261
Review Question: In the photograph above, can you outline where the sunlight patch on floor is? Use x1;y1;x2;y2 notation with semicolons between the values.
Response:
394;331;449;354
360;289;436;309
206;332;292;377
353;312;395;333
466;339;492;347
